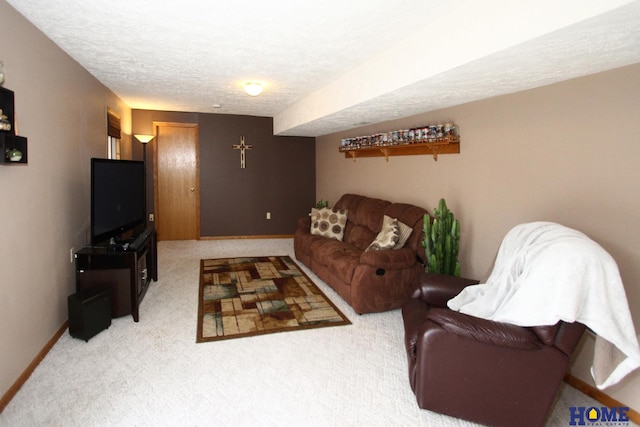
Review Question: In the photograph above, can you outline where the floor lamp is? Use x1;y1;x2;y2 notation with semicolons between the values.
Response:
134;134;154;163
134;134;154;224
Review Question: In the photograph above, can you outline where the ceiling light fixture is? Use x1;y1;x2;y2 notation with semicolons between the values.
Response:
244;81;264;96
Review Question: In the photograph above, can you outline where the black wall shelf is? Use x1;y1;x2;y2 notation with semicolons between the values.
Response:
1;134;28;164
1;86;28;165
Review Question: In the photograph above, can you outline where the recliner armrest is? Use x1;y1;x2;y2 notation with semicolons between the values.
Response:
359;247;417;270
411;272;479;308
427;308;543;350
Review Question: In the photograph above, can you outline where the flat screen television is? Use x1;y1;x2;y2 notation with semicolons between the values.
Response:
91;158;146;245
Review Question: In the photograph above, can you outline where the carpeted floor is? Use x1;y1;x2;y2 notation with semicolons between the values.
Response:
0;239;625;427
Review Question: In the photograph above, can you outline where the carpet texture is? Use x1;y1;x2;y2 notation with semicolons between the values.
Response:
0;239;617;427
197;256;350;342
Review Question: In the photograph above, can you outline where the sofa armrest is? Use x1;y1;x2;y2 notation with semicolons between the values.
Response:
426;308;543;350
359;247;417;270
411;272;480;308
297;216;311;230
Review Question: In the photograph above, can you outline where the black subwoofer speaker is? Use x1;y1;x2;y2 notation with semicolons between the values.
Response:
68;287;111;342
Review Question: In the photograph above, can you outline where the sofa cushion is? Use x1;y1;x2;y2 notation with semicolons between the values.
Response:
385;203;428;227
342;224;375;251
352;198;392;232
366;216;399;251
335;194;391;249
310;207;348;241
310;239;361;283
334;194;367;214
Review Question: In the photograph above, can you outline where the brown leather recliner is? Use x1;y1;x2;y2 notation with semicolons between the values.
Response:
402;272;586;427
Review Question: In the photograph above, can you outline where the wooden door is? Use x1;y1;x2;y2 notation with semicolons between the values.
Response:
153;122;199;240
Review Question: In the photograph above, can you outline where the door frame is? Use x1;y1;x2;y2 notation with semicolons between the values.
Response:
152;121;200;240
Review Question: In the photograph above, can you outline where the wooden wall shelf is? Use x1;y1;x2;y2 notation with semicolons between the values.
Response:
339;137;460;162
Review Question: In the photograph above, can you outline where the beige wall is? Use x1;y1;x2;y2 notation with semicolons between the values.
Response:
317;63;640;410
0;1;130;400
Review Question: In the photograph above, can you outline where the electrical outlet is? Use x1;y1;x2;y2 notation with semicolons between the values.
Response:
70;248;75;263
266;212;271;220
149;213;155;222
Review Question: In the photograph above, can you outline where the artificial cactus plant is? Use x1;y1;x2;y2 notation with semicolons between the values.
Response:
422;198;461;277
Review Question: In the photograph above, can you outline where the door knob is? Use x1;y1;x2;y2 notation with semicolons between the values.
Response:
190;187;195;192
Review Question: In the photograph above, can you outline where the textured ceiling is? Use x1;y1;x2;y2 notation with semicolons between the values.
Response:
6;0;640;137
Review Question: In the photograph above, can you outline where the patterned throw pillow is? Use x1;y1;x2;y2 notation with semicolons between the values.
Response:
393;218;413;249
310;207;348;241
366;216;399;251
310;208;320;222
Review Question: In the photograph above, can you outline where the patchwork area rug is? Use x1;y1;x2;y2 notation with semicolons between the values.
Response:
197;256;351;342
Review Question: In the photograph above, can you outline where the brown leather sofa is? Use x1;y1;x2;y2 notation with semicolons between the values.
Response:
294;193;427;314
402;272;586;427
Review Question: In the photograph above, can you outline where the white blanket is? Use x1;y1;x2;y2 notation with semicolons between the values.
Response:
448;222;640;389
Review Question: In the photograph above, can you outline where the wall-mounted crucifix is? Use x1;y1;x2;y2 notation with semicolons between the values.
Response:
232;136;253;169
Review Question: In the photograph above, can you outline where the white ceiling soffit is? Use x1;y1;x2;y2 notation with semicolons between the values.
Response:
273;0;640;136
6;0;640;137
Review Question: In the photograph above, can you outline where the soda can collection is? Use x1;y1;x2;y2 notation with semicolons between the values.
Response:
340;123;458;150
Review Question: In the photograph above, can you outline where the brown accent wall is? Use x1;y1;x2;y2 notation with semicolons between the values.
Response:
132;110;316;237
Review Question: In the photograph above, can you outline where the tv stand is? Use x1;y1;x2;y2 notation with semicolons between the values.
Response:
75;225;157;322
